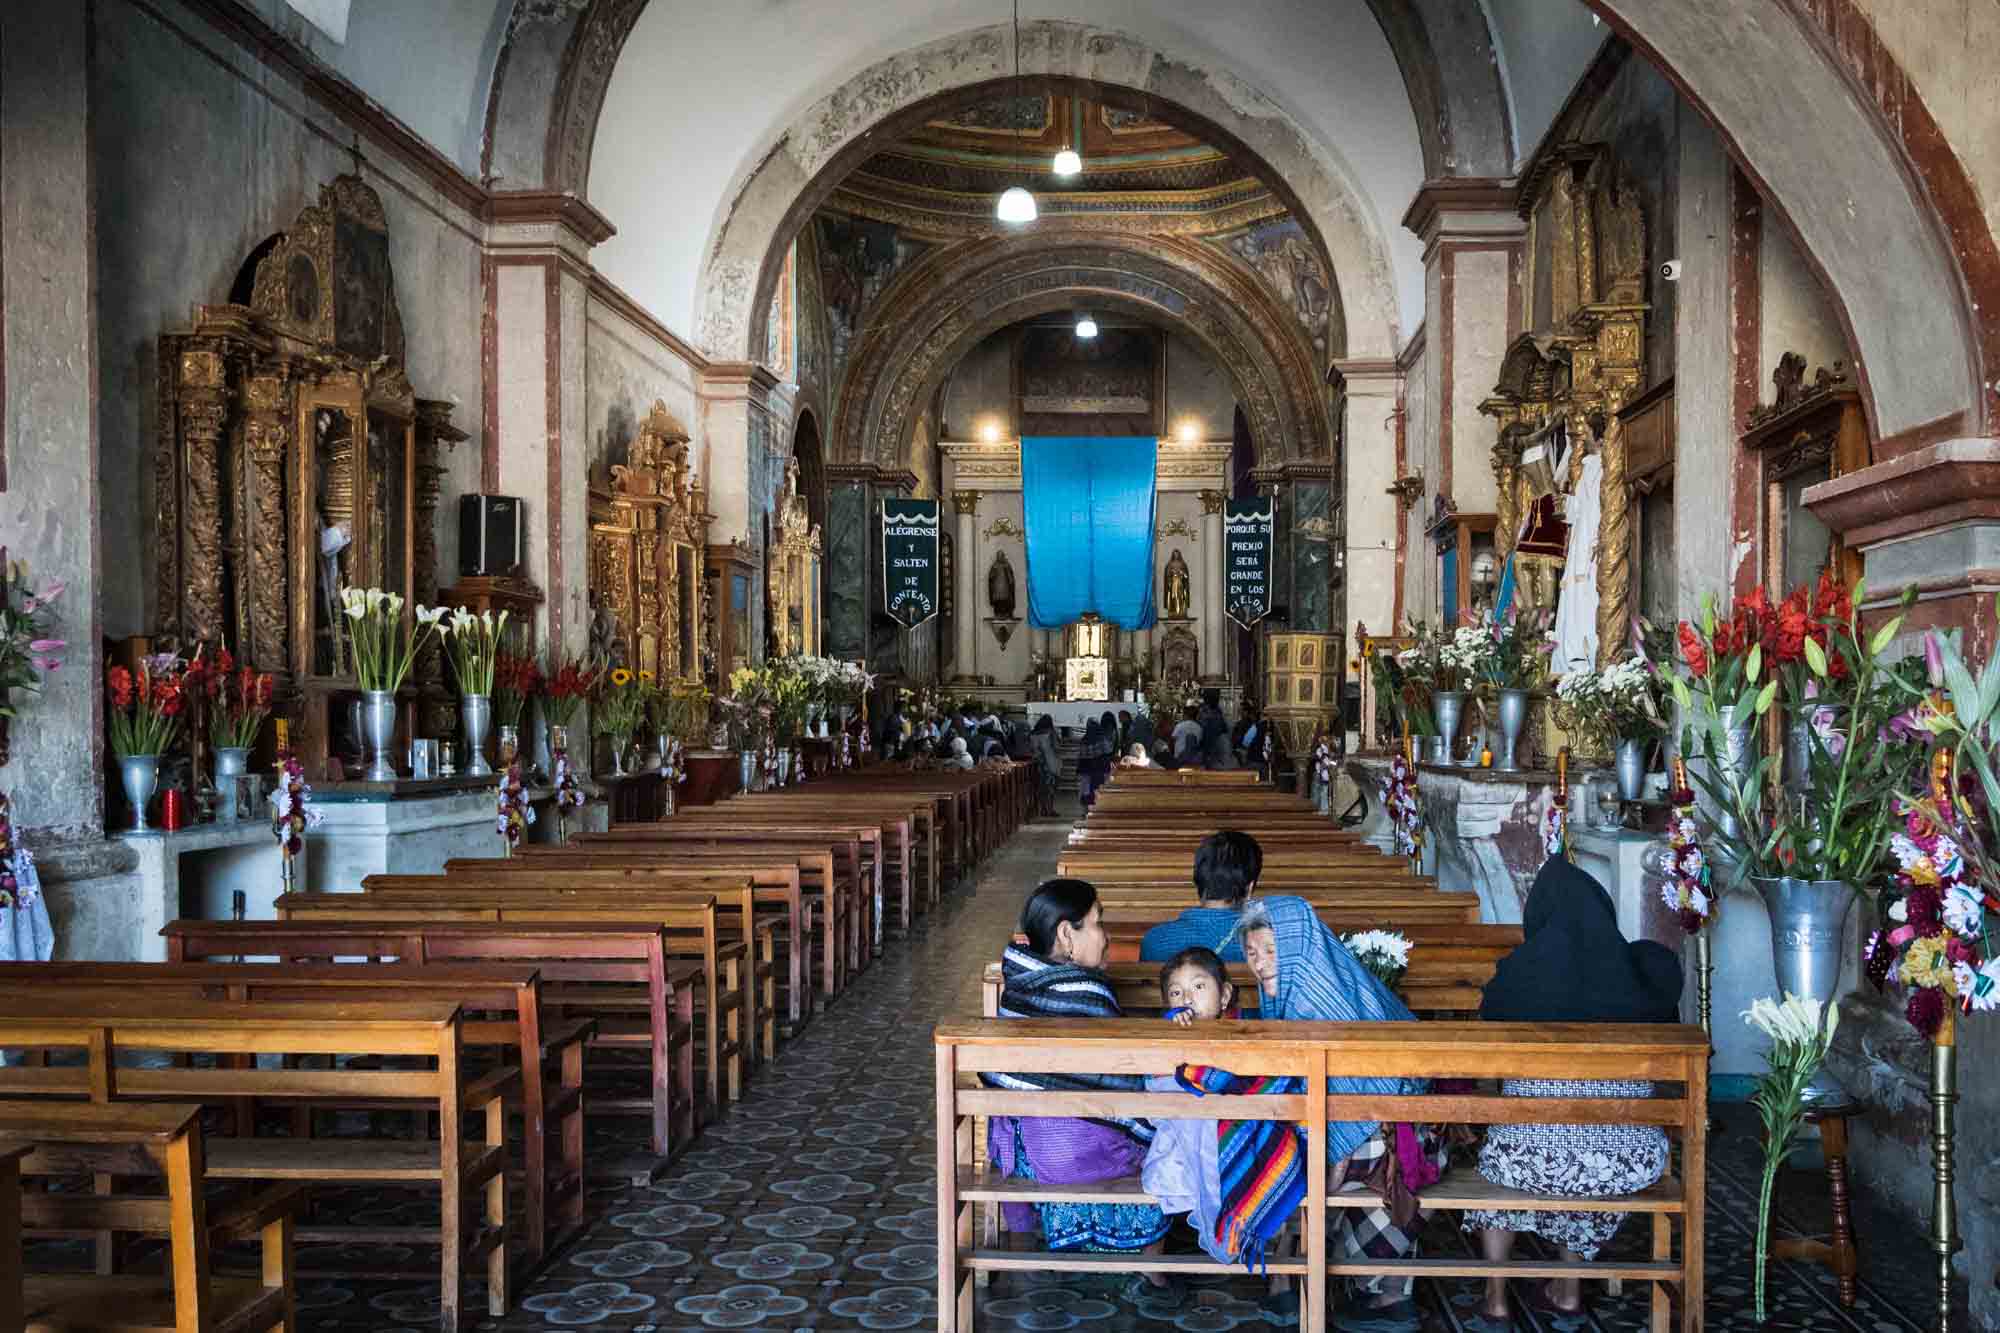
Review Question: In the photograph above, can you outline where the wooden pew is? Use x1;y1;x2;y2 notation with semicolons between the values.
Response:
1107;767;1263;785
548;834;860;1007
491;845;825;1024
1098;917;1520;962
981;948;1507;1018
275;890;744;1113
663;804;914;928
0;996;509;1332
0;959;590;1263
435;860;803;1045
162;919;699;1166
934;1018;1708;1333
4;1102;298;1333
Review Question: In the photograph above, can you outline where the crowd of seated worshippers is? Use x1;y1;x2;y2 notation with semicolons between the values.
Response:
982;830;1682;1333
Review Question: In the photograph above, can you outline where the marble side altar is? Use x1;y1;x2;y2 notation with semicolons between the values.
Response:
1415;764;1560;924
113;787;608;962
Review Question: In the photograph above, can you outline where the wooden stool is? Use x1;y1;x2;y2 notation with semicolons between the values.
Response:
1772;1100;1860;1306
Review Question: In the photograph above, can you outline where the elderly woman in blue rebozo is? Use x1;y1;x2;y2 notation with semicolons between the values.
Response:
1238;896;1448;1333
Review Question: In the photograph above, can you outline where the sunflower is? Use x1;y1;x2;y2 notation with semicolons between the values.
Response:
638;670;656;683
610;667;634;687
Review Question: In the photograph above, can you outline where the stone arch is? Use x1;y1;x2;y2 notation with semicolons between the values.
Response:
789;405;827;535
1580;0;1992;444
689;21;1403;366
483;0;648;191
833;232;1330;471
1361;0;1513;177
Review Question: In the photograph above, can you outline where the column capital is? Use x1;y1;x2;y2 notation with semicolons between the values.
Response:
485;190;617;247
1399;177;1525;251
951;489;982;516
1199;490;1227;515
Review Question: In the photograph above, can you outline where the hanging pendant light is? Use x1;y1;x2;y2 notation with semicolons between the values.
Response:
1074;313;1098;339
997;186;1038;224
994;0;1037;223
1052;146;1082;177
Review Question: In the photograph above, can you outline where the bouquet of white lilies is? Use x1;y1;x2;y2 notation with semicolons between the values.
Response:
340;587;445;693
1341;929;1412;991
442;607;508;697
1742;993;1840;1322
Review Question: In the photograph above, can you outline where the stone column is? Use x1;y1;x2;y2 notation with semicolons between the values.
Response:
1199;490;1226;682
1400;182;1525;622
951;490;980;682
485;192;615;659
1336;360;1403;664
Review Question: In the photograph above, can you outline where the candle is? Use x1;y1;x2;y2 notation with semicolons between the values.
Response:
1556;746;1569;800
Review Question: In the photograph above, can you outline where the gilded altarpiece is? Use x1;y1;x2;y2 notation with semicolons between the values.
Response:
767;457;824;658
154;175;462;774
1480;143;1648;669
588;402;712;682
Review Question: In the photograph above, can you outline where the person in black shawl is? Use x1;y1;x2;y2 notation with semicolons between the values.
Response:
1465;856;1683;1323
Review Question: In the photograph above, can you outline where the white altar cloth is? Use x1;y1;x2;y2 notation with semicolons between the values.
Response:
1026;700;1149;733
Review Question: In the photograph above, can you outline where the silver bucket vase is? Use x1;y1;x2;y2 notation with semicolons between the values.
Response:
1495;689;1529;771
738;749;755;794
777;749;792;785
1431;691;1465;768
361;690;399;783
213;746;250;821
1715;703;1759;842
120;754;160;831
1615;737;1648;801
460;693;493;777
1750;875;1859;1104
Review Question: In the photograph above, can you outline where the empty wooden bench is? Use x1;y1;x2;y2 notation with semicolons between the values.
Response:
0;996;509;1332
162;919;701;1166
0;959;590;1263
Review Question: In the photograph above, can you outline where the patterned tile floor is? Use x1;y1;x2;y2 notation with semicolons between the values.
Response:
50;816;1972;1329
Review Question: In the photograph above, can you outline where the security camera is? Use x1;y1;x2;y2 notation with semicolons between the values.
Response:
1659;260;1682;282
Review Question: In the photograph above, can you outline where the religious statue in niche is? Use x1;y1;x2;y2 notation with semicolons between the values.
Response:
1162;549;1192;620
987;549;1017;621
1551;418;1604;675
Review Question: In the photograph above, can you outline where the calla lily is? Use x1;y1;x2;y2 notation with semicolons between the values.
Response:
1924;630;1946;687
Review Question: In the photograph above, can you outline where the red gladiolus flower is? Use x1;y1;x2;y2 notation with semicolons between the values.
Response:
1677;621;1708;678
106;666;134;710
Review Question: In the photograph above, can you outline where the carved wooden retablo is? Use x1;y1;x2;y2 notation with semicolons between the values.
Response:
766;455;823;658
154;174;461;774
588;401;712;682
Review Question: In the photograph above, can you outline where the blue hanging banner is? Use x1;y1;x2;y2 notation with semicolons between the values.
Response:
1021;437;1158;630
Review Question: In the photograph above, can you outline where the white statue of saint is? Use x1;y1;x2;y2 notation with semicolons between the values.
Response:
1550;448;1602;674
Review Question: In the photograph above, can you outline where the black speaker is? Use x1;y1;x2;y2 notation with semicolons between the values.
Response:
459;494;524;577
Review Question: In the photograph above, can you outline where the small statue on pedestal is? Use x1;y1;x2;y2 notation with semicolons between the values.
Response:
1163;548;1191;619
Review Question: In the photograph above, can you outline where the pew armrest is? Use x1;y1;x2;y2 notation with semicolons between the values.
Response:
465;1065;521;1110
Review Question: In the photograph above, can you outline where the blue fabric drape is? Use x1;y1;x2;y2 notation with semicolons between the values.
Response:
1022;437;1157;630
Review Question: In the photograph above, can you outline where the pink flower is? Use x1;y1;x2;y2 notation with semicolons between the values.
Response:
28;639;64;654
36;657;61;671
1924;631;1946;687
38;582;64;602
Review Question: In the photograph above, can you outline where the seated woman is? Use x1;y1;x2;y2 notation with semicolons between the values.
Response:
1238;898;1445;1333
1465;856;1682;1324
983;880;1177;1301
944;735;976;770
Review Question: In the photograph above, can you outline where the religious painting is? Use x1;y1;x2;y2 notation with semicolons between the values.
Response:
1216;215;1332;356
1018;325;1159;436
932;94;1049;136
815;214;928;381
333;211;392;361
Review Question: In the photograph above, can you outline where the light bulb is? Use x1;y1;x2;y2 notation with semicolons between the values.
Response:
1052;148;1082;177
1074;315;1098;339
996;186;1037;224
980;419;1001;442
1177;419;1200;443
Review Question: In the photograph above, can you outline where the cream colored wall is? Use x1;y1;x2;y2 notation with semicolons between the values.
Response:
1758;217;1850;390
1448;248;1511;515
1857;0;2000;245
1402;336;1439;627
1342;371;1402;652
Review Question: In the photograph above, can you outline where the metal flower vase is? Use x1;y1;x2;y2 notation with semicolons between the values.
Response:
1431;691;1465;767
738;748;755;794
1615;737;1648;801
1749;874;1858;1104
120;754;160;831
212;746;250;821
361;690;399;783
1715;703;1759;841
1494;689;1529;771
460;693;493;777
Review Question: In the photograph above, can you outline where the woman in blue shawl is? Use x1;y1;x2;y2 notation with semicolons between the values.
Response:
1238;896;1445;1333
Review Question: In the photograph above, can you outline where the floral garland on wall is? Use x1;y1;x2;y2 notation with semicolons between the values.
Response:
839;732;852;769
1663;761;1713;933
497;762;535;848
791;745;806;785
272;750;321;856
661;737;686;787
1382;751;1421;858
0;794;19;909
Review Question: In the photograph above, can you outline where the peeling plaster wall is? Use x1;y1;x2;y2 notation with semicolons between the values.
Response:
235;0;512;177
1854;0;2000;249
1758;219;1850;391
1401;341;1438;624
589;2;1428;349
1481;0;1608;169
583;297;702;487
92;0;488;643
1341;371;1401;668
